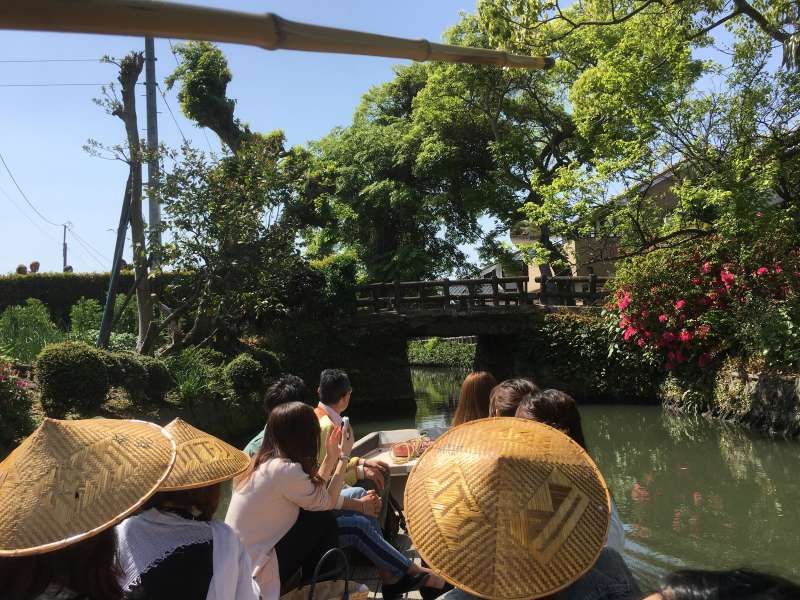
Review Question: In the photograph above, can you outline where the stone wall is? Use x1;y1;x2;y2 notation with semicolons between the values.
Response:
660;361;800;437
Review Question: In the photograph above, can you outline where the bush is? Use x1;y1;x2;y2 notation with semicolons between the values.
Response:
69;297;102;334
108;352;148;392
408;338;475;368
612;223;800;374
112;294;138;335
248;346;282;377
138;355;174;402
0;360;35;453
0;299;64;363
35;342;110;417
165;347;226;407
224;353;264;394
519;312;661;402
310;252;359;314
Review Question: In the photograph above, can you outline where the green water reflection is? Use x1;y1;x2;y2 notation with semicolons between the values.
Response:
362;368;800;589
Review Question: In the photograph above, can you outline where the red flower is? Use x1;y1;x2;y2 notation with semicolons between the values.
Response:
775;263;783;274
702;262;712;274
619;317;630;330
617;290;631;311
679;330;692;342
623;326;637;342
691;277;702;285
658;314;668;323
674;349;687;363
640;309;649;318
637;338;647;348
697;324;711;338
674;299;686;311
756;267;769;276
662;331;676;343
720;269;735;288
698;353;712;368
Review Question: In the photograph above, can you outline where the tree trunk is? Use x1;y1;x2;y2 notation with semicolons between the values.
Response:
114;53;152;352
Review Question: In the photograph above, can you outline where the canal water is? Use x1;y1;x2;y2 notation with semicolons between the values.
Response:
356;367;800;590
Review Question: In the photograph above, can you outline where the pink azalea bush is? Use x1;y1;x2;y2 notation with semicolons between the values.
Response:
0;359;35;452
610;226;800;374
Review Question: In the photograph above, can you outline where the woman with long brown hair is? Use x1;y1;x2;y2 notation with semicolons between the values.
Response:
452;371;497;426
226;401;350;598
488;377;539;417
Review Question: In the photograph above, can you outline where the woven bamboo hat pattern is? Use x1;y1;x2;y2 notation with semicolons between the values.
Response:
405;417;611;600
0;418;176;557
159;418;251;491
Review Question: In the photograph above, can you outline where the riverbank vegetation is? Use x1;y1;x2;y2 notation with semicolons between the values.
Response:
407;338;475;369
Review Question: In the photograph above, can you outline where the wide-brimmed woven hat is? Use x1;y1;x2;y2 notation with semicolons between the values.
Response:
159;418;251;491
0;418;176;557
405;417;611;600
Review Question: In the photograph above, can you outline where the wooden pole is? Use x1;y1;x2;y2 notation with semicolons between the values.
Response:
1;1;554;71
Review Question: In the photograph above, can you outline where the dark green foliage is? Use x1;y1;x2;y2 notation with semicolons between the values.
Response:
408;338;475;369
69;330;137;353
137;355;175;403
518;312;661;403
109;352;148;393
248;346;282;378
0;272;186;328
224;353;264;394
0;361;35;455
0;299;64;363
35;342;110;417
310;253;359;314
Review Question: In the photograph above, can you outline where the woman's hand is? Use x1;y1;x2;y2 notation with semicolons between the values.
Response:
357;491;382;518
326;426;343;461
340;422;355;458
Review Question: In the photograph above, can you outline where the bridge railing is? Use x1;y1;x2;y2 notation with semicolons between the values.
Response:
356;275;531;313
535;274;611;306
356;274;610;312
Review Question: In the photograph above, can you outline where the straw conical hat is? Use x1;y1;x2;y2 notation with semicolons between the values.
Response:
0;418;176;557
159;418;251;491
405;417;611;600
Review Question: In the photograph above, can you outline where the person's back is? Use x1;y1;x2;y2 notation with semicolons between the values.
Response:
644;568;800;600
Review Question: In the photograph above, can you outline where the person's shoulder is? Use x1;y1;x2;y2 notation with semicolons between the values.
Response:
243;428;264;457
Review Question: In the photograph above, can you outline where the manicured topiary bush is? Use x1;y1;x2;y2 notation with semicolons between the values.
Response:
248;346;282;378
224;353;264;394
35;342;110;417
110;352;149;394
137;355;174;402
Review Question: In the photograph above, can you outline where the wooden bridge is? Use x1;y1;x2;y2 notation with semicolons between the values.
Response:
356;274;609;313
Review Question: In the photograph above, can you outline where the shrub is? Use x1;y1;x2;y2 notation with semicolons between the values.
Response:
165;346;225;407
612;224;800;374
69;297;102;334
310;252;359;314
0;299;64;363
112;294;138;335
0;360;35;453
408;338;475;368
224;353;264;394
35;342;110;417
519;312;661;402
137;355;174;402
248;346;282;377
109;352;148;393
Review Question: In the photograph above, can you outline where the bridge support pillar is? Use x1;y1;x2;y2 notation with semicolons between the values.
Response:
474;334;517;382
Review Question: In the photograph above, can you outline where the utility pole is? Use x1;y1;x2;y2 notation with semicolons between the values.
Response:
144;36;161;257
62;224;67;271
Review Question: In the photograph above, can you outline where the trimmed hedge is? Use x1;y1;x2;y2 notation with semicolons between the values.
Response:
224;353;264;394
138;355;174;402
0;271;189;326
408;338;475;368
36;342;110;417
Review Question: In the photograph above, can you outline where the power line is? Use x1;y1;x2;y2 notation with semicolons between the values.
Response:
0;82;108;87
0;150;62;227
0;58;101;63
156;82;188;144
68;226;110;265
0;181;59;244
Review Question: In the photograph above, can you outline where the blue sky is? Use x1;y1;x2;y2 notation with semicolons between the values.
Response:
0;0;476;273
